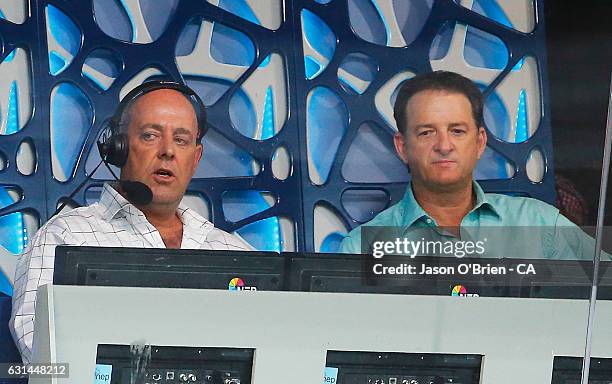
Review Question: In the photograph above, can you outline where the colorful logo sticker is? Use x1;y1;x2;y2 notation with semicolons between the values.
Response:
228;277;245;291
451;284;467;296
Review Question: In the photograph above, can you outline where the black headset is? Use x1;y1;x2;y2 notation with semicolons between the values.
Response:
97;80;208;167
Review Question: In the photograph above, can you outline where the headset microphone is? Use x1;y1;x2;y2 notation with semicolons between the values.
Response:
118;180;153;206
99;156;154;207
52;160;154;218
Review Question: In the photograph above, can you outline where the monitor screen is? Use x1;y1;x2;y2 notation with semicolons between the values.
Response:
53;247;612;299
286;252;612;299
53;246;284;291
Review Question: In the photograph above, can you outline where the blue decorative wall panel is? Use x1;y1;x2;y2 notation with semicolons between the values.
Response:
0;0;550;294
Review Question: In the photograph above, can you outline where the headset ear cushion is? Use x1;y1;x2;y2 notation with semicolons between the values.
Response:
104;133;129;167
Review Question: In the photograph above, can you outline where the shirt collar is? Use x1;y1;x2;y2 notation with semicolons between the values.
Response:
471;180;501;218
98;182;210;228
397;184;430;227
398;180;501;227
98;183;135;221
98;183;155;225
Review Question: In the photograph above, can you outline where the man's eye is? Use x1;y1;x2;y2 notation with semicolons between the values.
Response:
418;130;433;137
141;132;158;140
175;137;189;145
451;129;466;135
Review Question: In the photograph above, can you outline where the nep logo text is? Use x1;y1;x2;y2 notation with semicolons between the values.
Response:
228;277;257;291
451;284;479;297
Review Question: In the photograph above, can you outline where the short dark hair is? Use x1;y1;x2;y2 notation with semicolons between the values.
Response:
393;71;484;134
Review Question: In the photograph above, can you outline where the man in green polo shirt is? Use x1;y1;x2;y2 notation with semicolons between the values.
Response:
340;71;600;260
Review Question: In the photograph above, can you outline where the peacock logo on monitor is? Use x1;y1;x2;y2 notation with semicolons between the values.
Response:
451;284;479;297
228;277;257;291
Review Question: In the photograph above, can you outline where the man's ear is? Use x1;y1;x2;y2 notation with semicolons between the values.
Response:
194;143;203;165
476;126;487;159
393;132;409;164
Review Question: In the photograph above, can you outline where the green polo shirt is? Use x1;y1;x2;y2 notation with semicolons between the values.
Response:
339;181;602;260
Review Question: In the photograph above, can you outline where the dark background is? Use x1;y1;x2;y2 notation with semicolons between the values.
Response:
546;1;612;225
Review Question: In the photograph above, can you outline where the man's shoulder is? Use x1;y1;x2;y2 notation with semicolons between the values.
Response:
485;192;558;210
23;204;102;251
178;207;253;250
484;193;560;224
40;204;102;231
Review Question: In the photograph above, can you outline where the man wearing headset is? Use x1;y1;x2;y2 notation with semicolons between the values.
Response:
10;81;252;363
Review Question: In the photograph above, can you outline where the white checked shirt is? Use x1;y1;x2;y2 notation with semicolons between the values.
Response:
10;183;252;363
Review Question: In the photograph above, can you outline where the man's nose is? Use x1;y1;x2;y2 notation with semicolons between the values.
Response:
434;131;453;154
158;135;175;158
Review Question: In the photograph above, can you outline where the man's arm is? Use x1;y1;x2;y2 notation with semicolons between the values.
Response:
551;213;612;261
10;222;68;364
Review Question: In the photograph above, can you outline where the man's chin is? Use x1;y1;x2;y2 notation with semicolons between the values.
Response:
427;177;470;192
149;187;185;206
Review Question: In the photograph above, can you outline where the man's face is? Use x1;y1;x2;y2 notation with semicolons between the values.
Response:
120;89;202;208
394;90;486;192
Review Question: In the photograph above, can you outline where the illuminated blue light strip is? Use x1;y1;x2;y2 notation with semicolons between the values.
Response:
7;81;19;134
515;89;528;143
0;188;25;256
0;73;26;261
261;86;274;140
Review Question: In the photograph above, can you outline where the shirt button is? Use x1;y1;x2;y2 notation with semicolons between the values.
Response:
426;218;432;224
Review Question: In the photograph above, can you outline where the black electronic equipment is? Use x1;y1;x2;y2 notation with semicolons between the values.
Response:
286;252;612;300
53;246;284;291
325;351;482;384
552;356;612;383
95;344;252;384
54;247;612;299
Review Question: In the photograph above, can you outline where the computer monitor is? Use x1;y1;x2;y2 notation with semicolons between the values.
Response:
53;246;284;291
286;252;612;299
